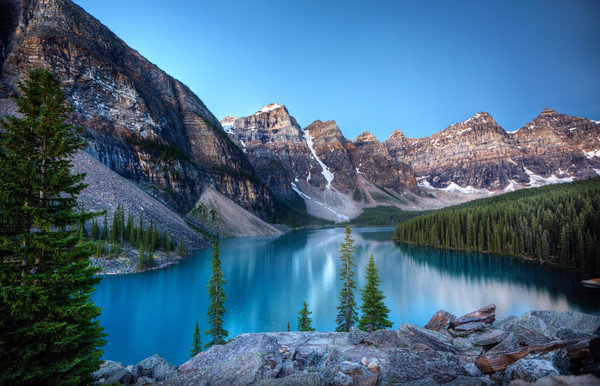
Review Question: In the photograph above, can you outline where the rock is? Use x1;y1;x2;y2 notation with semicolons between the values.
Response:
508;374;600;385
488;333;521;354
556;329;592;341
340;360;362;375
503;358;559;385
333;371;353;386
361;356;369;366
396;377;439;385
385;348;467;384
453;321;492;333
349;326;367;345
367;358;381;373
495;315;518;331
255;372;321;385
318;349;347;369
424;309;456;332
450;304;496;329
134;353;175;381
508;324;553;346
464;362;484;377
473;330;509;347
534;349;571;375
445;375;489;385
364;329;407;348
453;337;483;356
397;323;456;353
134;376;154;386
169;333;283;385
92;360;123;382
103;368;132;385
529;311;600;338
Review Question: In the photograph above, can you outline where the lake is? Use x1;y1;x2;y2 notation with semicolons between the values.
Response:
91;227;599;365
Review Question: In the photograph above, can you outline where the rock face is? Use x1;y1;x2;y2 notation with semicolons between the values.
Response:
94;307;600;385
385;110;600;192
223;105;419;221
0;0;273;217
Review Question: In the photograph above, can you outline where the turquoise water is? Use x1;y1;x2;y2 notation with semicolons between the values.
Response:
91;227;599;365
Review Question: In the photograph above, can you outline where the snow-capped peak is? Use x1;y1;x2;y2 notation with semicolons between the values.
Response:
258;103;283;114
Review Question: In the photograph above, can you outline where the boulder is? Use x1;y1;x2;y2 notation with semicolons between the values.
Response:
364;329;407;348
169;333;283;385
340;360;362;375
367;358;381;373
445;375;489;385
397;323;457;353
453;337;483;356
508;374;600;385
384;348;467;384
503;358;559;385
424;310;456;332
556;328;592;341
134;376;154;386
508;324;553;347
348;326;367;345
333;371;353;385
134;353;175;381
453;321;492;333
450;304;496;329
255;372;321;385
102;368;132;385
399;378;439;385
472;330;509;347
92;360;123;383
529;311;600;338
488;333;520;354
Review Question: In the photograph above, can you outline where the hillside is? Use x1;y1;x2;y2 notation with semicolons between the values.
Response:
393;178;600;275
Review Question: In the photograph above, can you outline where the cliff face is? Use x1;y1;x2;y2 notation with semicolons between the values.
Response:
0;0;273;216
385;110;600;192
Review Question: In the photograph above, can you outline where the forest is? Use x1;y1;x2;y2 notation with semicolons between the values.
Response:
393;177;600;275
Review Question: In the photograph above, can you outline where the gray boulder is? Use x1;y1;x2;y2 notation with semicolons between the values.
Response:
472;330;509;347
508;374;600;385
385;348;467;384
255;372;321;385
134;353;175;381
452;337;483;356
397;323;456;353
348;326;367;345
424;309;456;332
92;360;123;382
450;304;496;329
488;332;520;354
529;311;600;338
503;358;559;385
364;329;407;348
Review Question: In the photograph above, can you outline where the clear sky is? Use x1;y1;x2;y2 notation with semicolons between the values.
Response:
72;0;600;141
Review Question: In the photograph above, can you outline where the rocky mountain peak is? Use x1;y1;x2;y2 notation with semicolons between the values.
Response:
466;112;496;125
257;103;284;114
354;131;379;144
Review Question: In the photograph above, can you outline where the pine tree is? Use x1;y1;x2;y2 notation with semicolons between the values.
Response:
0;68;105;384
335;225;358;332
190;321;202;358
297;301;316;331
205;239;228;348
358;255;393;332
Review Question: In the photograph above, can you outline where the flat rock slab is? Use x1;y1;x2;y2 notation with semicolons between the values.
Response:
385;348;467;384
450;304;496;329
453;321;492;333
472;329;509;346
528;310;600;338
397;323;457;353
424;309;456;332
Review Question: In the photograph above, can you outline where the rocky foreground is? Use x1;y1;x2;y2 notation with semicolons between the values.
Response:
93;305;600;385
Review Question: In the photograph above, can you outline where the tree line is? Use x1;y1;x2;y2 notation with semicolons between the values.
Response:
393;178;600;276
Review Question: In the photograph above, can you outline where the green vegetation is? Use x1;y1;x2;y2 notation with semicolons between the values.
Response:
358;255;392;332
335;225;359;332
205;239;229;348
0;69;105;384
350;206;426;226
190;321;202;357
297;301;316;331
125;135;191;163
393;178;600;275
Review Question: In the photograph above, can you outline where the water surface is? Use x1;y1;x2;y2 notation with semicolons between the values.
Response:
92;227;599;365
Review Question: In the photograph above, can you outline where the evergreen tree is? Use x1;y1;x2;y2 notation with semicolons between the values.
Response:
358;255;393;332
0;68;105;384
335;225;358;332
297;301;316;331
205;239;228;348
190;321;202;358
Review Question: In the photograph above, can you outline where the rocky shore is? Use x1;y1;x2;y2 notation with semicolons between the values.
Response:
93;305;600;385
91;248;184;275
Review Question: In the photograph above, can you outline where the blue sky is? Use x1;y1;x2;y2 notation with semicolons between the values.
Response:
73;0;600;141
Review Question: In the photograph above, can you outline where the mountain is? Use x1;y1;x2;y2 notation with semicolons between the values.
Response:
0;0;274;221
223;105;419;221
385;109;600;193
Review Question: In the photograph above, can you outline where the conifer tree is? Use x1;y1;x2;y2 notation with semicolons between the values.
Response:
190;321;202;357
205;239;228;348
0;68;105;384
358;255;392;332
297;301;316;331
335;225;358;332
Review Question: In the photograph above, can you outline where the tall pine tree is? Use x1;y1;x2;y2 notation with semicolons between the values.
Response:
205;239;228;348
190;321;202;357
0;68;105;384
297;301;316;331
358;255;392;332
335;225;358;332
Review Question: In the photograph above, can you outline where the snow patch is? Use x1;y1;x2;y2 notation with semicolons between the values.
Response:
290;182;349;221
355;167;363;174
456;127;472;136
504;180;519;192
524;168;574;186
239;140;247;154
222;124;234;134
303;129;335;189
417;178;489;194
569;127;577;132
593;169;600;176
257;103;282;114
583;149;600;159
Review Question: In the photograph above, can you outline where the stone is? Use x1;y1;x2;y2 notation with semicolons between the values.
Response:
488;333;520;354
134;376;155;386
445;375;488;385
349;326;367;345
450;304;496;329
453;337;483;356
102;367;132;385
472;329;509;346
255;372;321;385
397;323;456;353
333;371;353;386
503;358;559;385
453;321;492;333
508;324;553;346
464;362;484;377
556;328;592;341
134;353;175;381
367;358;381;373
385;348;467;384
340;360;362;375
92;360;123;382
529;310;600;338
508;374;600;385
396;377;439;385
424;310;456;332
365;329;407;348
361;356;369;366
